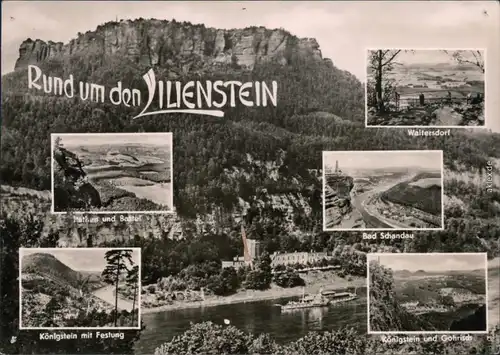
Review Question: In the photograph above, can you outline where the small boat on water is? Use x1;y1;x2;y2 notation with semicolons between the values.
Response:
280;288;330;311
323;288;358;304
279;287;358;311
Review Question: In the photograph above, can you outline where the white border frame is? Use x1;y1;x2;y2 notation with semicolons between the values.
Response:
50;132;174;215
322;150;444;231
364;48;487;129
366;252;489;335
19;247;142;330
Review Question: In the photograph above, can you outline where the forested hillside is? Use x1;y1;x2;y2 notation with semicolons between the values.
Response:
368;261;431;332
1;18;500;354
2;20;500;279
22;253;84;286
0;215;143;354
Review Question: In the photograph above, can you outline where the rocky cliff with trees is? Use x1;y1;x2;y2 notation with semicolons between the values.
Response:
52;142;102;212
368;260;433;332
152;321;500;355
1;18;500;354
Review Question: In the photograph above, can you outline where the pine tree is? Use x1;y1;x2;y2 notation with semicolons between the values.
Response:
101;249;134;326
126;265;139;326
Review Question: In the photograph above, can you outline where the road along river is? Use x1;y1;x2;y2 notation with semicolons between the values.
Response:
92;285;135;312
350;174;416;229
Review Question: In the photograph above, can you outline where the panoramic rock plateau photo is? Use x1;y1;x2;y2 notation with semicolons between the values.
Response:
51;133;173;214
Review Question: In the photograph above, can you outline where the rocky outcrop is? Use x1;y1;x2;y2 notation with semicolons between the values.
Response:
15;20;323;71
1;185;183;246
324;174;358;228
54;147;86;183
194;151;318;236
15;39;65;70
53;146;102;212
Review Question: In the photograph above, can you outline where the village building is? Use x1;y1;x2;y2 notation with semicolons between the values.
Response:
221;227;334;269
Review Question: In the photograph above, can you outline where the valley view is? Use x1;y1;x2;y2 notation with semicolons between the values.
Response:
1;3;499;355
367;49;485;127
324;151;443;230
369;253;488;333
52;133;172;213
20;248;140;329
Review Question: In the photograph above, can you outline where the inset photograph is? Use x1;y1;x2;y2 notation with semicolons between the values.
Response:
366;49;485;127
322;150;443;231
367;253;488;334
19;247;141;330
51;132;173;214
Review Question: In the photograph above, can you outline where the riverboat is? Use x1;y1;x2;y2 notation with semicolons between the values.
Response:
323;289;358;304
280;288;330;311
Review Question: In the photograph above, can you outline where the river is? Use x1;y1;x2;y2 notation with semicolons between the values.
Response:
351;174;416;229
351;194;392;229
87;162;172;208
92;285;135;312
135;289;367;354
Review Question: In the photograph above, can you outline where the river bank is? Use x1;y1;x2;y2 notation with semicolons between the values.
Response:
141;274;365;314
93;285;135;312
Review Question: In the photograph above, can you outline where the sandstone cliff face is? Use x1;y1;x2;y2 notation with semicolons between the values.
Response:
193;151;318;237
15;19;324;71
1;186;183;247
324;175;354;227
53;146;102;212
324;174;365;229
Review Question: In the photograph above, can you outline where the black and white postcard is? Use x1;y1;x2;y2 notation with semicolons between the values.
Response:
323;150;444;231
366;49;486;127
19;247;141;330
51;133;173;214
367;253;488;334
1;1;499;355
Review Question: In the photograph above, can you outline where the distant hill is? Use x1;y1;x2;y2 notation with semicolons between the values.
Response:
403;62;480;72
393;269;483;278
381;172;442;216
22;252;101;289
393;269;413;278
393;269;432;278
447;269;486;277
79;270;106;284
1;17;499;252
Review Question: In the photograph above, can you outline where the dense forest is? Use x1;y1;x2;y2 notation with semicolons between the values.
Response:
0;214;143;354
152;321;500;355
2;20;500;354
368;261;432;332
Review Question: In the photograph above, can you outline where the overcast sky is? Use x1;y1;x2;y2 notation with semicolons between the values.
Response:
54;133;172;147
2;1;498;80
324;151;442;172
21;248;140;272
371;253;486;272
378;49;486;67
